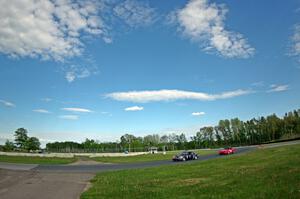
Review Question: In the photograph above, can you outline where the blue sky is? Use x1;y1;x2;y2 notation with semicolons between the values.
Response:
0;0;300;145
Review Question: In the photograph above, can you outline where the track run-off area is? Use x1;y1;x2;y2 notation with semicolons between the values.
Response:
0;140;299;199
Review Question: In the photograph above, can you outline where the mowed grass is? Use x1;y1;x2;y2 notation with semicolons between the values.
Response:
92;149;217;163
0;155;76;164
82;144;300;199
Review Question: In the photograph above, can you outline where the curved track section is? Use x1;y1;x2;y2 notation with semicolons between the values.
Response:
34;146;255;173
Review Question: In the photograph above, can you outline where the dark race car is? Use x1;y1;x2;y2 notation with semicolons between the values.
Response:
172;151;198;161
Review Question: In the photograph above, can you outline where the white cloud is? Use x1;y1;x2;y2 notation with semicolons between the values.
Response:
0;0;107;61
62;107;93;113
290;24;300;61
0;0;157;62
65;72;76;83
33;109;51;114
268;84;289;93
59;115;79;120
0;100;15;107
0;0;157;82
192;112;205;116
106;89;252;103
124;106;144;111
113;0;156;28
171;0;254;58
63;63;98;82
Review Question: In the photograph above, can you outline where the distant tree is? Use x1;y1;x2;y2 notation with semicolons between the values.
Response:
144;134;160;146
195;130;204;148
160;135;169;143
82;138;98;151
176;133;187;149
3;140;15;151
266;114;282;140
14;128;28;150
26;137;40;151
214;126;223;146
198;127;214;148
231;118;242;145
120;134;136;152
168;133;177;150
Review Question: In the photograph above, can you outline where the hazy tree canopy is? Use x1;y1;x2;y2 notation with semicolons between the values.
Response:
3;140;15;151
14;128;28;149
12;128;40;151
144;134;160;146
26;137;40;151
14;108;300;153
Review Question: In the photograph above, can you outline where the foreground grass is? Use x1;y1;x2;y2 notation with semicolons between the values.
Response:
0;155;76;164
92;149;217;163
82;144;300;199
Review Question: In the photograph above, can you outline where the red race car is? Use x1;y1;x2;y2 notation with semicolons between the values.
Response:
219;147;237;155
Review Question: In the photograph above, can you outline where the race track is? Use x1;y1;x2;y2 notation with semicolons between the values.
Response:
1;141;299;199
34;146;255;173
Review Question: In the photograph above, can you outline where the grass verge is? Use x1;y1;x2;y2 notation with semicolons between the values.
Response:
0;155;76;164
82;144;300;199
92;149;217;164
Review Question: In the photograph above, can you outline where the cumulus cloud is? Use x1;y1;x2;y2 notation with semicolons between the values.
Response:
268;84;289;93
290;24;300;61
113;0;156;28
106;89;251;103
124;106;144;111
0;0;158;82
62;107;93;113
59;115;79;120
192;112;205;116
0;100;15;107
0;0;157;61
0;0;108;61
33;109;51;114
65;72;76;83
171;0;254;58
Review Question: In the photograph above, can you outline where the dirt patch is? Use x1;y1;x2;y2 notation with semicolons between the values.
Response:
288;168;300;173
170;177;208;186
69;159;112;165
70;156;112;165
0;169;94;199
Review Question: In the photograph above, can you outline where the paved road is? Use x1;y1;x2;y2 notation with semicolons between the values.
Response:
0;140;299;199
0;169;94;199
0;162;38;171
35;146;255;173
0;146;255;199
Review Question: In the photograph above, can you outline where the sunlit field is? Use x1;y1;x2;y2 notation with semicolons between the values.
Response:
82;144;300;199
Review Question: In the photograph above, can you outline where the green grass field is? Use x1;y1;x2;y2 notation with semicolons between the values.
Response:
82;144;300;199
0;155;76;164
92;149;217;163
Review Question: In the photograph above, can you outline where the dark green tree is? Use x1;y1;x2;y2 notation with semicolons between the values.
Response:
3;140;15;151
26;137;40;151
14;128;28;150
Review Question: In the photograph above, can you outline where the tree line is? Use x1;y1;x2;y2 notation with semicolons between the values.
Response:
191;109;300;148
46;109;300;153
1;109;300;153
1;128;40;152
45;133;190;153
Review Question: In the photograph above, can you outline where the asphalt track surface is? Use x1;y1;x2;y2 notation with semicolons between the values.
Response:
1;141;299;199
0;146;256;199
34;146;256;173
